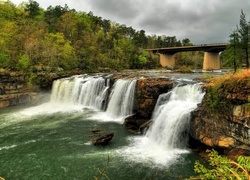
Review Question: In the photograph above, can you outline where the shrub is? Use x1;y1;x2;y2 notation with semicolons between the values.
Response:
189;149;250;180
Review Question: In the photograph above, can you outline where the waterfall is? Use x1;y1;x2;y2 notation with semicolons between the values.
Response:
146;84;205;149
106;79;137;119
119;83;205;165
50;75;109;110
77;77;109;109
50;76;137;120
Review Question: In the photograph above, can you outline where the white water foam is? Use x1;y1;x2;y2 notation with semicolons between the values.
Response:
119;84;205;166
0;144;17;151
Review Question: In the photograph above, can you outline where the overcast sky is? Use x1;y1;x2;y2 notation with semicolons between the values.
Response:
10;0;250;44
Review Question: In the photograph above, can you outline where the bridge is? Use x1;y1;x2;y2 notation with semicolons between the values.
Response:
146;43;227;70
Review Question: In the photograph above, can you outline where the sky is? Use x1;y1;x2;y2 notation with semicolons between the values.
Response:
9;0;250;44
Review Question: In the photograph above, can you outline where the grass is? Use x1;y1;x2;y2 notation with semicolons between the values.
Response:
205;69;250;88
203;69;250;110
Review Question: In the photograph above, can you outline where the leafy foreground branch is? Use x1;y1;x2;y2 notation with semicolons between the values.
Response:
94;155;110;180
189;149;250;180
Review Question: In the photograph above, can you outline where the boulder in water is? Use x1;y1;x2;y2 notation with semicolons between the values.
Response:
92;133;114;145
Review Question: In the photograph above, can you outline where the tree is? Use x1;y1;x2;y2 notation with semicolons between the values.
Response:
45;4;70;32
24;0;41;19
224;30;242;72
41;32;77;70
134;30;148;48
57;11;78;40
238;10;249;68
0;0;16;20
182;38;193;46
16;54;31;72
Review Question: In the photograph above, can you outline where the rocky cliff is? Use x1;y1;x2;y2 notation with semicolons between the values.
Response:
190;77;250;155
124;77;175;133
0;70;51;108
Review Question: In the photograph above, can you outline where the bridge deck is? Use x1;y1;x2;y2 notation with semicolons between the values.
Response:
146;43;227;54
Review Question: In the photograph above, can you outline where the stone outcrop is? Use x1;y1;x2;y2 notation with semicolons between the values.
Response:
0;70;50;108
190;78;250;153
135;77;174;118
124;77;175;133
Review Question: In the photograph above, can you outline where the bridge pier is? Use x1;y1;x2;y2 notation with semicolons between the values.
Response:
148;44;226;70
203;52;220;70
159;54;175;69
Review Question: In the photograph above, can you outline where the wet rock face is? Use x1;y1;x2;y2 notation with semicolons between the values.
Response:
0;72;48;108
190;79;250;152
135;78;175;119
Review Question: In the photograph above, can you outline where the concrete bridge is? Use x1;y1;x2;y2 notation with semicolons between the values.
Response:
146;43;227;70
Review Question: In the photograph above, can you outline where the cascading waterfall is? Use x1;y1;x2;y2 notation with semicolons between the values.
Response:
120;83;205;165
146;83;205;149
106;79;137;119
50;75;137;120
50;75;109;110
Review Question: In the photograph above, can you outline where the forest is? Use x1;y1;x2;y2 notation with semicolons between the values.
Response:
0;0;249;74
0;0;205;73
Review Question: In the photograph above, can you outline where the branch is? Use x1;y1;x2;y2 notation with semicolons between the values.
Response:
94;155;110;180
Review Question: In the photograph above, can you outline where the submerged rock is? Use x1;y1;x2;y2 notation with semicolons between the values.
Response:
90;129;114;145
92;133;114;145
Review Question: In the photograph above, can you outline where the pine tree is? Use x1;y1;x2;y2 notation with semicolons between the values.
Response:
238;10;249;68
228;29;241;72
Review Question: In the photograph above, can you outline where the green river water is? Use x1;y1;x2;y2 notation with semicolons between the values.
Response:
0;104;202;180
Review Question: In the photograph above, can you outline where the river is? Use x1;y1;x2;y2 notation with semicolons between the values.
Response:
0;72;211;180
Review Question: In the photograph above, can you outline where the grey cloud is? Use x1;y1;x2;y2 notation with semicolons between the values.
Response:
130;0;250;43
87;0;139;22
11;0;250;44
